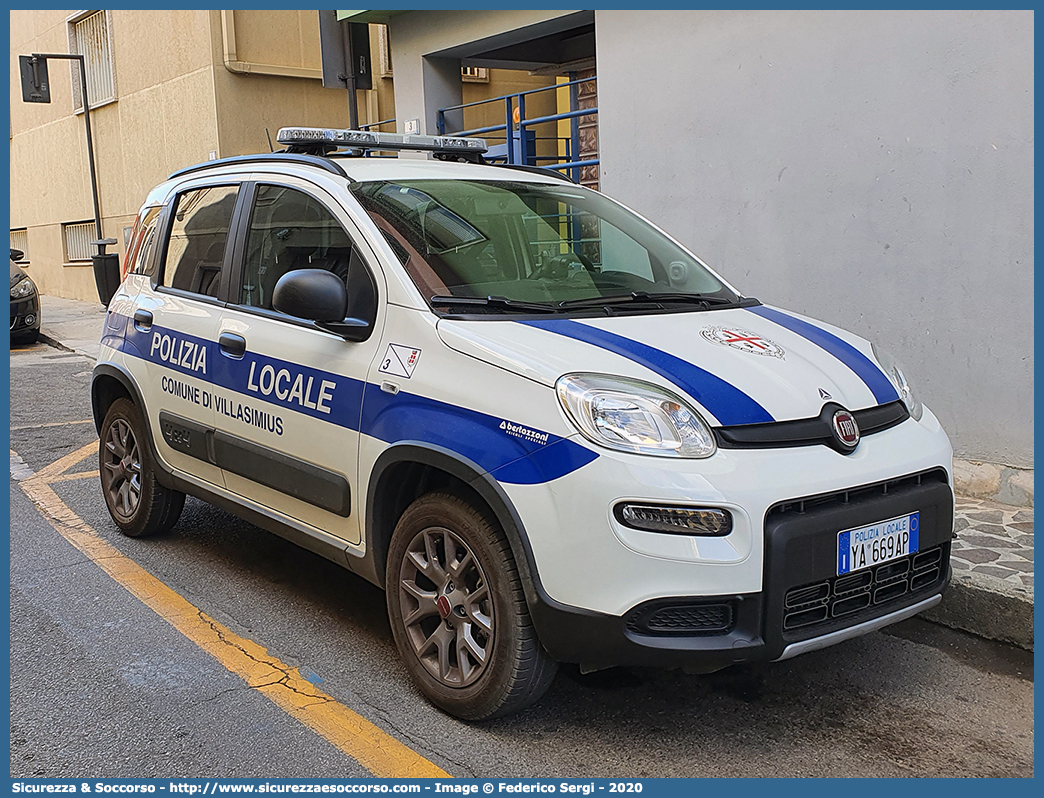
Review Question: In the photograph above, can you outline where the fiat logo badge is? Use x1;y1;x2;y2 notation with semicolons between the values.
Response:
831;409;860;451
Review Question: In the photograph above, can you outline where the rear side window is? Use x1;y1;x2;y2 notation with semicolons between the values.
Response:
163;185;239;297
126;206;162;277
240;185;376;323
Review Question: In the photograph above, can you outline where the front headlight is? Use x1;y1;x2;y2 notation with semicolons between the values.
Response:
10;277;35;299
871;344;923;421
556;373;717;458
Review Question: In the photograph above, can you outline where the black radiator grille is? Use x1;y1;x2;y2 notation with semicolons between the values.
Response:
783;545;945;633
768;468;949;519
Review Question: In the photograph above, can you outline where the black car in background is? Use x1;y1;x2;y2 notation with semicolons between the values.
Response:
10;248;40;344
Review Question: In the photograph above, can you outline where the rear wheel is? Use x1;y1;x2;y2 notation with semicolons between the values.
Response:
99;398;184;537
386;492;557;720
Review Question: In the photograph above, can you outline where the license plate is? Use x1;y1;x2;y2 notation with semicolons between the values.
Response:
837;512;919;575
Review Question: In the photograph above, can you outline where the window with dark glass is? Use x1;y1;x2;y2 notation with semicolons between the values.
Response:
240;185;376;323
163;185;239;297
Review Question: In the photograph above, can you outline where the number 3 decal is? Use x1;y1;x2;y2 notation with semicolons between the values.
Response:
378;344;422;379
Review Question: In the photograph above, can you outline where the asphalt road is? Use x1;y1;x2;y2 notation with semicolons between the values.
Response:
9;340;1034;778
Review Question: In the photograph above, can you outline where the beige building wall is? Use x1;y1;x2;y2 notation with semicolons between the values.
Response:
368;25;396;131
10;10;220;300
210;10;359;158
10;9;383;302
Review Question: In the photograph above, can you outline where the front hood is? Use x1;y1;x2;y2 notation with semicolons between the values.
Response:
436;305;900;426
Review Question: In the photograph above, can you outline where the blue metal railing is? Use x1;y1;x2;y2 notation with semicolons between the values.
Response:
438;75;597;184
359;117;396;132
357;118;397;157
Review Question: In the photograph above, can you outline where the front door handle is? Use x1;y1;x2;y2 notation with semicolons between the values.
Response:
133;309;153;331
219;332;246;359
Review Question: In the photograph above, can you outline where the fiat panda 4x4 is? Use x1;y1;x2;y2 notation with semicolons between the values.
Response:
93;127;954;720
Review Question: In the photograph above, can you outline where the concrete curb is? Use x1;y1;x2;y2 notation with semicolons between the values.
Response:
953;458;1034;508
37;330;81;357
922;571;1034;651
36;294;105;361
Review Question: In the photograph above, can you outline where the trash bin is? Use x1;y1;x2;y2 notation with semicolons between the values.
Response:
92;237;120;306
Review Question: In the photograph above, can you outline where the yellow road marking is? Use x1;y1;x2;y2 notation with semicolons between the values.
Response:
16;451;450;779
10;419;95;431
47;470;99;483
34;441;98;482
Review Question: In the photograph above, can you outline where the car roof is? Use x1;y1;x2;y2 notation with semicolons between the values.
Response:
167;152;571;188
333;157;567;184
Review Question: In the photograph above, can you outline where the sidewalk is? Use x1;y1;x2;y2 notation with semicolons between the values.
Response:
31;293;1034;650
924;499;1034;649
37;294;107;360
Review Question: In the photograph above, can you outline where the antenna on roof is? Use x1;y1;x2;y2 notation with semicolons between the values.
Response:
265;128;274;152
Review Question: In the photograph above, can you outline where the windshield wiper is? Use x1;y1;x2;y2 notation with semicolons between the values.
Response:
430;295;559;313
556;291;739;309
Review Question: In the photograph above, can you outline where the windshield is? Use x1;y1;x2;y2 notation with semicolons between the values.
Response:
349;179;738;311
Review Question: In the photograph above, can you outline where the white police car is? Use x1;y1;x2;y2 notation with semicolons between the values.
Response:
93;127;954;720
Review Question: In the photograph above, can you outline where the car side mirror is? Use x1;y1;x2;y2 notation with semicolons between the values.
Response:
272;269;372;342
10;248;24;262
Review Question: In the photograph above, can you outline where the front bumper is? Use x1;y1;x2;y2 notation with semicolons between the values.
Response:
10;293;41;337
529;467;953;672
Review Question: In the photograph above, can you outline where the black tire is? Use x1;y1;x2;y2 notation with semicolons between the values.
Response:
99;397;185;538
386;492;558;720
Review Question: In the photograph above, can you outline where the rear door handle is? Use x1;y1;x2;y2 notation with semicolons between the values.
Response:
133;309;153;331
219;332;246;359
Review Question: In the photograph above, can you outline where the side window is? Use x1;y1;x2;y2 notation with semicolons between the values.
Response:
163;185;239;297
241;185;376;323
127;206;162;276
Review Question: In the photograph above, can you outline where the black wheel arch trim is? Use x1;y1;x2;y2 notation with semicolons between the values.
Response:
93;362;191;499
92;362;138;433
92;363;172;487
360;441;647;665
363;443;527;583
362;442;570;616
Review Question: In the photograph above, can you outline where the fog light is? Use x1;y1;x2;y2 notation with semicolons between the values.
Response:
615;503;733;536
23;314;36;325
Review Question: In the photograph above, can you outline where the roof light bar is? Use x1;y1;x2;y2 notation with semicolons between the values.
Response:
276;127;487;154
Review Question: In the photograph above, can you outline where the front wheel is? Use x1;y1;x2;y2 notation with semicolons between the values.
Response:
386;492;557;720
99;397;185;538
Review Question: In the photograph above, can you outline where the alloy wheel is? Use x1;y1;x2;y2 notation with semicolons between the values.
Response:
397;526;494;688
102;417;142;518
